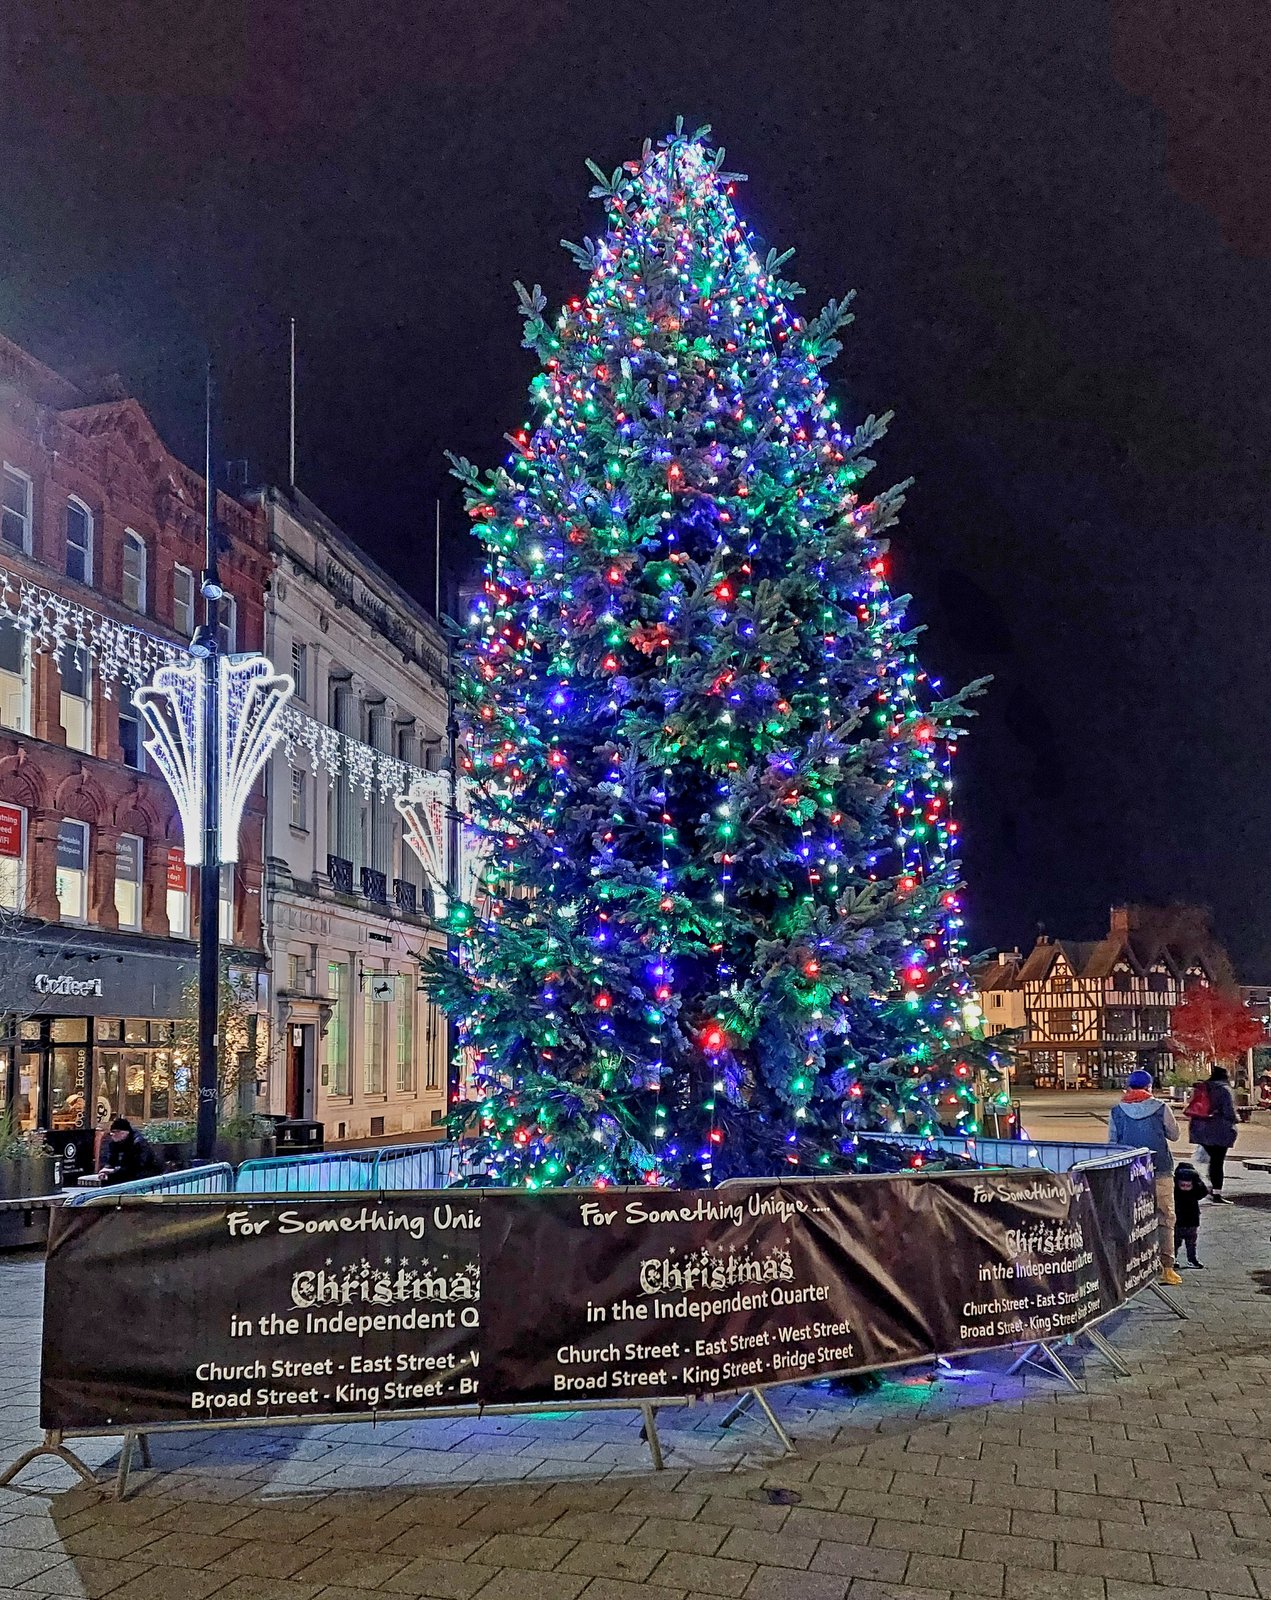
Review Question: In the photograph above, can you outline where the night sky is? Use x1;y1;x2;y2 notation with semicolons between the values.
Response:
3;2;1268;972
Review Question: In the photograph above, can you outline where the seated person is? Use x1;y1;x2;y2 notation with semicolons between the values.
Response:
98;1118;163;1185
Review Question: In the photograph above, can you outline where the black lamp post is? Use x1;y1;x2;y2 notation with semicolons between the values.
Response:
192;363;223;1162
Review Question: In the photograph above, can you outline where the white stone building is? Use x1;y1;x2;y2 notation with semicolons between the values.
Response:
254;486;451;1142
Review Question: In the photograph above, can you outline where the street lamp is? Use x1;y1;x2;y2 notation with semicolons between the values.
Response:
135;368;293;1160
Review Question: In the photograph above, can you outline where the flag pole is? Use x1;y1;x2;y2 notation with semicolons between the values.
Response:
288;318;297;490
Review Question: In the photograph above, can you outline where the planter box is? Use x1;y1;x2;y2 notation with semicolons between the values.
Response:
211;1135;277;1169
0;1154;62;1250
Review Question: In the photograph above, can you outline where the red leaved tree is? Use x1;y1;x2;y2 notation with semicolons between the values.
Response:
1170;985;1266;1069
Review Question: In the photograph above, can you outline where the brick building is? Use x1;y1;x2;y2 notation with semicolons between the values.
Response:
0;334;270;1166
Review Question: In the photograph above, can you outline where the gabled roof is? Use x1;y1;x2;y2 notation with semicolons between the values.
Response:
976;963;1020;992
58;397;196;506
1005;904;1238;992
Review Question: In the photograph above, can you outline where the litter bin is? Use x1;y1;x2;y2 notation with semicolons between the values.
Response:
274;1119;324;1155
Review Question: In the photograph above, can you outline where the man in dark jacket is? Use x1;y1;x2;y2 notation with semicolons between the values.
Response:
1187;1064;1240;1202
1109;1069;1182;1284
98;1118;163;1185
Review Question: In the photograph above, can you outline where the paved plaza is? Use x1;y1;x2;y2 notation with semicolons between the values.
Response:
3;1162;1271;1600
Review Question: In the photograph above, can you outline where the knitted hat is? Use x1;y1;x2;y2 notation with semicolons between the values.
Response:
1126;1069;1154;1089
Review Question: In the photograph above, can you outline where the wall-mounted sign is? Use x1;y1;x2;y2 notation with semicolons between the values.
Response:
0;803;23;859
34;974;102;998
167;847;187;892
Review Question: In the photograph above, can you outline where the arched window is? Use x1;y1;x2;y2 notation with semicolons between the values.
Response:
122;530;147;613
66;499;93;584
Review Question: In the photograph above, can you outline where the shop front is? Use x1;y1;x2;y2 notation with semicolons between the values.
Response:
0;927;197;1177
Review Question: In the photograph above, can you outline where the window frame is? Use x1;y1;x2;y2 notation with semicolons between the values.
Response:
290;641;307;702
396;981;415;1094
118;678;144;771
289;767;308;831
65;498;93;584
364;979;388;1097
219;862;235;945
55;818;90;924
1;465;32;554
114;832;144;931
325;960;351;1097
57;642;93;755
172;563;196;637
122;530;148;613
0;617;31;735
218;594;237;655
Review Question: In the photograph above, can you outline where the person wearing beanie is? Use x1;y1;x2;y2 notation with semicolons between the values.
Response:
1109;1068;1182;1285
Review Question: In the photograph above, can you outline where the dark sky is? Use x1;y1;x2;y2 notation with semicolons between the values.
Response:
3;1;1269;972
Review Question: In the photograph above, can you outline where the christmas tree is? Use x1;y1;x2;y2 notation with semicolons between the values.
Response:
431;123;988;1188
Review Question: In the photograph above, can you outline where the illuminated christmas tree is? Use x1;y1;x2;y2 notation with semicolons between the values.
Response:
430;123;988;1187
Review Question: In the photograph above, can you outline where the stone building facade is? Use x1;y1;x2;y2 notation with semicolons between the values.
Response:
255;486;451;1142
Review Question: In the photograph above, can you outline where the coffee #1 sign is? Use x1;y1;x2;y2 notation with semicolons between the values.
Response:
40;1159;1157;1432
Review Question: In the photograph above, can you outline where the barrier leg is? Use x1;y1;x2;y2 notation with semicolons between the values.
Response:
748;1388;797;1457
115;1433;137;1501
1149;1283;1189;1319
1081;1327;1132;1377
719;1393;755;1430
1006;1342;1041;1377
138;1433;152;1470
0;1430;98;1491
639;1404;665;1471
1008;1341;1083;1392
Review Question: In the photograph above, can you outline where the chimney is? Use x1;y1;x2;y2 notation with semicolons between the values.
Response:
1110;905;1131;934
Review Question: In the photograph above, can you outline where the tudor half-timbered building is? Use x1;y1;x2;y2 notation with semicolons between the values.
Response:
1004;905;1236;1090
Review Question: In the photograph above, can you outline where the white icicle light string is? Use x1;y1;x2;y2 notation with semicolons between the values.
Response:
0;564;434;809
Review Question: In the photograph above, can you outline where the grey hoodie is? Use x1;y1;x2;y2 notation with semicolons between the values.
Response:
1108;1096;1179;1174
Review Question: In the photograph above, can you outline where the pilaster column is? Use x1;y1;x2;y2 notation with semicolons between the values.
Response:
142;836;170;937
29;809;62;922
91;823;121;930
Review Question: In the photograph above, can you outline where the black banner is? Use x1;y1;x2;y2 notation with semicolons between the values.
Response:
42;1196;482;1430
41;1160;1158;1431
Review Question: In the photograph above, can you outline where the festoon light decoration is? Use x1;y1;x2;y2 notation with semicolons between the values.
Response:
135;655;295;864
423;123;997;1192
395;772;495;918
0;567;435;812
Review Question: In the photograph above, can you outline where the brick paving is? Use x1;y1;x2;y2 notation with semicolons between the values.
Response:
2;1162;1271;1599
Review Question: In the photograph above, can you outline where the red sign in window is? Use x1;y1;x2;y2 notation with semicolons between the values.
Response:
0;804;22;860
166;846;187;892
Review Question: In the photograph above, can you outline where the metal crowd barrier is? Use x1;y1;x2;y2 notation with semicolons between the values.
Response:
63;1137;1143;1210
375;1142;468;1190
234;1150;380;1193
62;1164;234;1207
865;1132;1144;1175
67;1143;468;1204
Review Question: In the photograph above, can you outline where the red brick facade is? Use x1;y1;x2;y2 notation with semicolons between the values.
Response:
0;334;270;949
